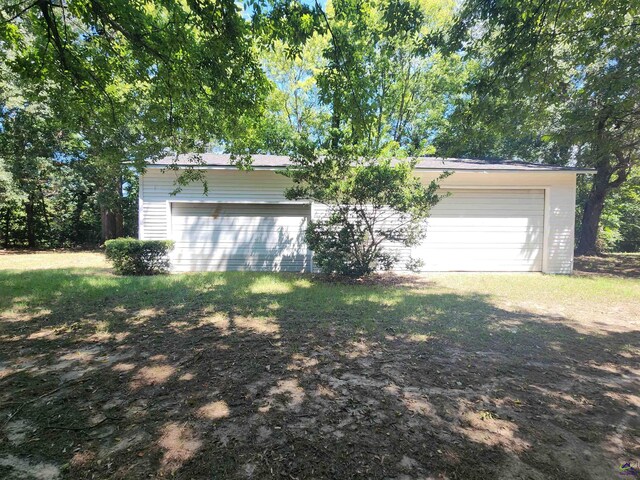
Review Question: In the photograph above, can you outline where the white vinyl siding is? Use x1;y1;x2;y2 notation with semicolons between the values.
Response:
544;181;576;273
140;167;578;274
140;169;301;241
413;189;544;272
170;203;310;272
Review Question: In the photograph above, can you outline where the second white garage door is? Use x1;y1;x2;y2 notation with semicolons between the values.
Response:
170;203;310;272
413;189;545;272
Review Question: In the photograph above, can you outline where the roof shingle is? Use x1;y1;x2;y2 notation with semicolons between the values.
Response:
148;153;592;172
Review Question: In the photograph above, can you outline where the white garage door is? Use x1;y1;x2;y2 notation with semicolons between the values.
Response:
413;189;545;272
170;203;310;272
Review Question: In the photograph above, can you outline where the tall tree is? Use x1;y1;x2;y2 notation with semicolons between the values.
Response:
442;0;640;255
0;68;69;247
0;0;269;150
273;0;462;275
227;33;331;155
317;0;465;156
0;0;310;242
0;158;23;247
582;167;640;253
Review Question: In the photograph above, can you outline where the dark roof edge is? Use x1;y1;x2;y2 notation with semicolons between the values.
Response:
145;154;595;173
413;166;595;173
145;163;595;174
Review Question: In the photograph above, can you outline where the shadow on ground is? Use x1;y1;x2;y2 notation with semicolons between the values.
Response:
574;253;640;278
0;269;638;479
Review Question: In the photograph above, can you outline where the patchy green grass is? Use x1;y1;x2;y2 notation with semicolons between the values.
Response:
0;250;110;272
0;252;639;479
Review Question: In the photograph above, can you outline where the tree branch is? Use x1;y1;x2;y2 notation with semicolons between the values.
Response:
0;0;37;25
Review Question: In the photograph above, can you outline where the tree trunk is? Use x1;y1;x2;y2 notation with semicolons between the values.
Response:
25;196;36;248
38;186;51;241
71;190;88;244
101;208;124;242
100;175;125;242
115;210;124;237
331;109;341;149
2;208;10;248
576;169;610;256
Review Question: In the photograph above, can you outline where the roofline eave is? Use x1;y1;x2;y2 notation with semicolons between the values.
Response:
144;164;595;174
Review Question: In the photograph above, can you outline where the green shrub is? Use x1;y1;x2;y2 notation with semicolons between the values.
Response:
283;152;449;277
104;238;174;275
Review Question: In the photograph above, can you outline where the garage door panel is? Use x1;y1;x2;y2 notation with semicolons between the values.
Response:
426;253;542;263
433;200;544;208
429;205;542;218
171;253;309;261
172;244;307;255
426;218;544;227
436;197;543;205
439;188;544;196
420;247;541;256
425;226;543;233
170;202;310;272
427;257;542;265
415;189;544;272
429;211;543;219
172;228;306;244
424;231;543;244
425;263;542;272
171;203;307;216
171;257;309;273
172;217;307;229
425;239;543;248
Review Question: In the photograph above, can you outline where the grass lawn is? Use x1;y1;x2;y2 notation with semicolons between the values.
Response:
0;252;639;479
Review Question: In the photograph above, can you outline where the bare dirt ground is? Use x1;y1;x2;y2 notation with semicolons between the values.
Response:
574;253;640;278
0;253;639;479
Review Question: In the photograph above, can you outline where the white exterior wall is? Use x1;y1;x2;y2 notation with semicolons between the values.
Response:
170;203;310;272
140;168;304;241
416;171;577;274
140;167;578;274
415;188;545;272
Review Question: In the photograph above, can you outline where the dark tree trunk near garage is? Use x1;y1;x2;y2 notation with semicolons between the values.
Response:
25;195;36;248
100;208;124;242
576;184;607;256
72;189;89;243
576;159;631;256
100;176;124;242
38;186;51;241
2;208;11;248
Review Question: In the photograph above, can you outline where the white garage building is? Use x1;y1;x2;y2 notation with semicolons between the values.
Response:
139;155;591;274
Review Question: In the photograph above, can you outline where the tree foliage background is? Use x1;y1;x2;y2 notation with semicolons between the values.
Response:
0;0;309;246
0;0;638;253
438;0;639;254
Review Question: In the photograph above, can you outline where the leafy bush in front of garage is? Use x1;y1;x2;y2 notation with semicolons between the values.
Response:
104;238;174;275
282;151;450;277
